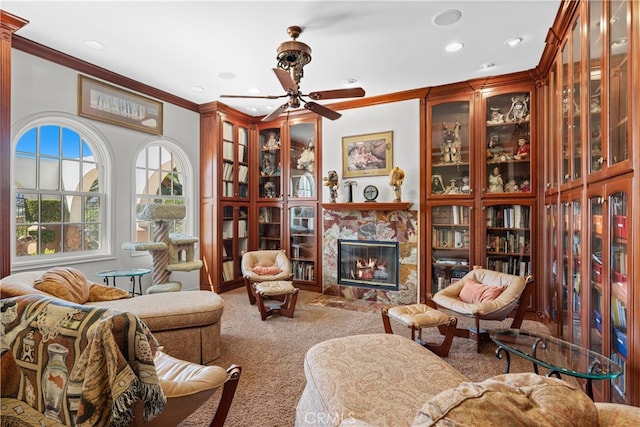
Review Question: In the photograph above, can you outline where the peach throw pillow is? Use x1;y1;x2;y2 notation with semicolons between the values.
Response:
88;284;132;301
459;279;506;304
33;267;91;304
252;266;282;275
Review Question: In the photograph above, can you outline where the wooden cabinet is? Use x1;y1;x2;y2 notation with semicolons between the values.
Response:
200;103;254;293
425;85;537;300
540;0;638;405
254;118;321;290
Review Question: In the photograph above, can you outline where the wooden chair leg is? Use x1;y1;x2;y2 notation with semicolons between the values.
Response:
429;317;457;357
255;292;272;321
279;290;298;318
244;278;256;305
209;365;242;427
381;308;394;334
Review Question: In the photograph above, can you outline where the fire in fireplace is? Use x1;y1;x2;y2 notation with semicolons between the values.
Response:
337;239;399;290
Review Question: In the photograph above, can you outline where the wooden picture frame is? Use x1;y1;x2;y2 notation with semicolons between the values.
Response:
77;75;163;135
342;131;393;178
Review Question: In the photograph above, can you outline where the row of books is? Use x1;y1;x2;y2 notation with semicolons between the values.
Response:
222;163;249;183
486;205;530;228
611;352;626;397
431;205;470;225
222;260;235;282
486;258;531;276
431;229;469;249
222;181;249;197
612;296;627;329
293;261;315;281
222;141;248;163
222;220;247;239
486;232;529;255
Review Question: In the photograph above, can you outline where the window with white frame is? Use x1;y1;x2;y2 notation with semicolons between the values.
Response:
134;143;187;242
14;123;107;259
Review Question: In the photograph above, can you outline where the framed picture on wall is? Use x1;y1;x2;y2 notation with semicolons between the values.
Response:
342;131;393;178
77;75;163;135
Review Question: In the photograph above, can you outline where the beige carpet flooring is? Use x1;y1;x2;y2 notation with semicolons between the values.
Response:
178;287;553;427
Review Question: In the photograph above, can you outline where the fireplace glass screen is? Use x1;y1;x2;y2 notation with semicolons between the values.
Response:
337;239;399;290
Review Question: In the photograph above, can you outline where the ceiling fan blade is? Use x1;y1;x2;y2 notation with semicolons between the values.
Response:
304;101;342;120
220;94;284;99
262;103;289;122
273;68;297;93
307;87;365;100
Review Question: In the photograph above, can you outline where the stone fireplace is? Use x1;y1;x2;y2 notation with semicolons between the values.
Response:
322;207;418;305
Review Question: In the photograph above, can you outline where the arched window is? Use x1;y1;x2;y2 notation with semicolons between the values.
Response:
134;142;190;242
13;119;109;263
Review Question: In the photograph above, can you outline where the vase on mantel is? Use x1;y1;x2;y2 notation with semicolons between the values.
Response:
42;343;69;422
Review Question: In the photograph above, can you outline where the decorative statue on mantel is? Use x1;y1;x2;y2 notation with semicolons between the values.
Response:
389;166;405;202
323;170;339;202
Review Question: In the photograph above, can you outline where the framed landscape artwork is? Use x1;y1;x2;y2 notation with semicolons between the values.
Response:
342;131;393;178
77;75;163;135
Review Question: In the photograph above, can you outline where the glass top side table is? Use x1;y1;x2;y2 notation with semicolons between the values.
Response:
95;268;151;297
490;328;622;399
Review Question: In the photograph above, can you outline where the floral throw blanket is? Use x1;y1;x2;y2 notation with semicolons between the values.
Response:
1;294;165;426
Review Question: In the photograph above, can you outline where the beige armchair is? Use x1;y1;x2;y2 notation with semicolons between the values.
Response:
431;267;534;352
241;250;298;320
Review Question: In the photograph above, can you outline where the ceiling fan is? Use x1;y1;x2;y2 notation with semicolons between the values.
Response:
221;26;365;122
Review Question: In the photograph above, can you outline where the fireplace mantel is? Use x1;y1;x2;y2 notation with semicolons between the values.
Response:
321;202;412;211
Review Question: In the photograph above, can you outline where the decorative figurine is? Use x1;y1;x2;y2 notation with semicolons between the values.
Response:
263;132;280;150
389;166;405;202
444;178;459;194
451;122;463;163
431;175;445;194
460;176;470;194
441;122;455;163
297;138;315;172
488;107;505;124
264;181;276;198
505;179;519;192
261;153;275;176
513;137;530;160
323;170;339;202
488;167;504;193
520;179;531;192
506;94;530;123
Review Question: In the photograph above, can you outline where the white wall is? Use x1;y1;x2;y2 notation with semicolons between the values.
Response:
322;100;421;206
10;51;202;291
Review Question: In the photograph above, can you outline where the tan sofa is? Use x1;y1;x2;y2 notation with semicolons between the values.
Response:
0;270;224;364
296;334;640;426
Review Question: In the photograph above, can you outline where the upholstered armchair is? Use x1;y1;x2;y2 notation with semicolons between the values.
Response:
241;250;298;320
431;267;534;352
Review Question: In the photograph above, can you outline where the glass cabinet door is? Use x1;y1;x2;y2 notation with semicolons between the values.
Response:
570;16;582;182
571;198;582;345
560;201;570;340
545;201;560;336
609;191;628;403
221;121;250;199
288;122;316;200
258;205;282;250
484;92;532;195
607;0;629;167
289;204;316;282
258;128;282;199
221;205;248;283
588;1;604;174
484;203;532;277
429;99;472;196
588;193;604;360
430;204;471;294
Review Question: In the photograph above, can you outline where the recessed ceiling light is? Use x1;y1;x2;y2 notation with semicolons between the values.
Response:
217;71;236;80
250;107;258;113
191;86;204;93
505;37;523;47
249;88;260;94
84;40;104;50
445;42;464;52
343;78;358;87
480;63;495;70
433;9;462;26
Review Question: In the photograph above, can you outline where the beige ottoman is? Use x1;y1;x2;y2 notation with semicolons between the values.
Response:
382;303;457;357
254;280;298;321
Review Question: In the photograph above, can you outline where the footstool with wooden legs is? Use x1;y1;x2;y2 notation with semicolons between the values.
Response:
381;303;457;357
255;280;299;321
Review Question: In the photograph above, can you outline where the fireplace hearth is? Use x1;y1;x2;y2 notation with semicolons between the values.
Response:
338;239;399;290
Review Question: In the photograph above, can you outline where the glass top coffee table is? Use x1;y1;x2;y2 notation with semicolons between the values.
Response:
490;328;622;399
96;268;151;297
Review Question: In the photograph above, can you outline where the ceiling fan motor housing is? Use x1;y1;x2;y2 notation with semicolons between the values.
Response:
276;26;312;85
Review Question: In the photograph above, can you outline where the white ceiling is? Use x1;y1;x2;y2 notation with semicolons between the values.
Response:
4;0;561;117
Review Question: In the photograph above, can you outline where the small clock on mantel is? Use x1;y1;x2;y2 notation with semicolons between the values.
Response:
363;185;379;202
